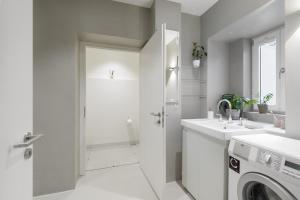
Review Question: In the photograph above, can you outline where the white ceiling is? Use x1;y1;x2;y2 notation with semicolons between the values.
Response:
169;0;218;16
211;0;284;42
113;0;153;8
113;0;218;16
285;0;300;15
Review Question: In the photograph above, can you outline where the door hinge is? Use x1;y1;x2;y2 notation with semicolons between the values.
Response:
84;106;86;118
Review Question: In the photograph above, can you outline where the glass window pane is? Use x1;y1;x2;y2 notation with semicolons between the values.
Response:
259;40;277;105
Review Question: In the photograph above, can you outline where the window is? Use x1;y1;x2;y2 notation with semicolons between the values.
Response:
252;29;285;111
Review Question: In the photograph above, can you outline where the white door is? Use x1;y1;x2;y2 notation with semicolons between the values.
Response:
140;26;166;197
0;0;33;200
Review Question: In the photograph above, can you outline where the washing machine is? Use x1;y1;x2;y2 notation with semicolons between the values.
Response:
228;133;300;200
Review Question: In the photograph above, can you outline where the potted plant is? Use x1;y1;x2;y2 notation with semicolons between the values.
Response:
192;42;207;68
221;94;257;120
257;93;273;114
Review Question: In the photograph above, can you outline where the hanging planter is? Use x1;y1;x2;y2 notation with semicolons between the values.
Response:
192;42;207;69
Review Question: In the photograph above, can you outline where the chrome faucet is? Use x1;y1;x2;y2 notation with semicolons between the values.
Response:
217;99;232;123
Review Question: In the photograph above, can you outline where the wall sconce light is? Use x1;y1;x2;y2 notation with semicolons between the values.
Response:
168;65;179;71
168;56;179;71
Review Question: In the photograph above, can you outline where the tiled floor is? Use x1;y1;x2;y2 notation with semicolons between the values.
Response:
86;144;139;170
35;164;193;200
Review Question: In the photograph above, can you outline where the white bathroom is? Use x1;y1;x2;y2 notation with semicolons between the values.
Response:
1;0;300;200
83;46;140;171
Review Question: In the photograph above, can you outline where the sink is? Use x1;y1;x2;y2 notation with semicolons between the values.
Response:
181;119;265;141
197;120;245;130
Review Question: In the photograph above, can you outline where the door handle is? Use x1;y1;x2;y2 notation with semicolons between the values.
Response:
150;112;161;117
13;132;43;148
150;112;161;124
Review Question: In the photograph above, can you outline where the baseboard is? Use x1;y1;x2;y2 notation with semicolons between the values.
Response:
34;190;74;200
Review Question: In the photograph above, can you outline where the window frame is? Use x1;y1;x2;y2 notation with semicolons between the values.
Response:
252;28;285;112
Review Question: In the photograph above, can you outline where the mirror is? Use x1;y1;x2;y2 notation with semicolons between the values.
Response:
165;30;180;105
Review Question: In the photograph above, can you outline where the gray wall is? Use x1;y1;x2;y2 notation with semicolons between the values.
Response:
181;13;206;119
285;11;300;140
229;40;244;96
200;0;272;114
243;39;252;99
154;0;181;31
207;41;230;113
33;0;150;196
228;39;252;98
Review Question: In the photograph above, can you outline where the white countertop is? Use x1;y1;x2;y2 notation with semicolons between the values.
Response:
181;118;285;141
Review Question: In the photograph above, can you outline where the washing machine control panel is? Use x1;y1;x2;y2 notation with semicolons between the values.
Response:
257;149;282;171
257;149;300;179
282;160;300;179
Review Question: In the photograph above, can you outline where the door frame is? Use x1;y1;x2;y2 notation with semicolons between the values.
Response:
78;41;140;175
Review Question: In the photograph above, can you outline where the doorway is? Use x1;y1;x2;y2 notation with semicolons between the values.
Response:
78;27;183;200
80;44;140;173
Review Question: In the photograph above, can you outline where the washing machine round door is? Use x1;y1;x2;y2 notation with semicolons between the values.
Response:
238;173;296;200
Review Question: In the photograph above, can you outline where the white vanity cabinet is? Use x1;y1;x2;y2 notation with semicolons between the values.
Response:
182;127;228;200
181;119;266;200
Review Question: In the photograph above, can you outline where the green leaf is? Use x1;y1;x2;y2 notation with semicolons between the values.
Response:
263;93;273;104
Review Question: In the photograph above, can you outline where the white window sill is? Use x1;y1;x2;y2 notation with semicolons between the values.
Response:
244;111;286;125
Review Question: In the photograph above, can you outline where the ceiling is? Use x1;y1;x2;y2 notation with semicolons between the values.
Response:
113;0;218;16
211;0;284;42
113;0;153;8
169;0;218;16
285;0;300;15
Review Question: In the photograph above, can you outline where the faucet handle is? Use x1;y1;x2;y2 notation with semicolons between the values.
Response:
216;114;223;122
239;117;248;126
228;114;233;123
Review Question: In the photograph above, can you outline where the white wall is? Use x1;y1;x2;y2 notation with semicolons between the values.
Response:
85;47;139;146
285;10;300;140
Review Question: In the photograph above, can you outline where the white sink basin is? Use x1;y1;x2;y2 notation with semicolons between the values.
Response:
181;119;265;141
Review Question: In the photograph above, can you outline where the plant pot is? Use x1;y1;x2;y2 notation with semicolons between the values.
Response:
257;104;268;114
226;109;241;120
192;59;200;68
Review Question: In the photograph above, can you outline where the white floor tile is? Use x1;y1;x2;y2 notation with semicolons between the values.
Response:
35;164;193;200
162;182;194;200
34;164;194;200
86;144;139;170
35;165;158;200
